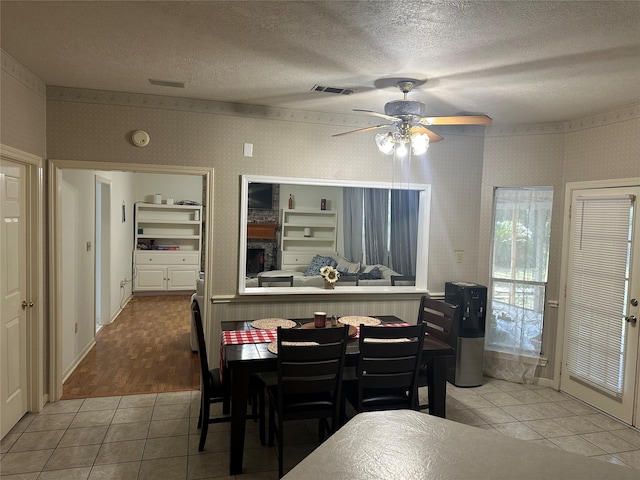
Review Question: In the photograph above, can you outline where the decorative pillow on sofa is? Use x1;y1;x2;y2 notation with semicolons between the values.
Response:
336;257;361;274
358;266;382;280
304;255;338;276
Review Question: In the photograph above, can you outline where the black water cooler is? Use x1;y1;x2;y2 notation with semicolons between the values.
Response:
445;282;487;387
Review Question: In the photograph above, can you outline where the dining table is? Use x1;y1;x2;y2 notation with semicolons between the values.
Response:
220;315;454;475
282;410;639;480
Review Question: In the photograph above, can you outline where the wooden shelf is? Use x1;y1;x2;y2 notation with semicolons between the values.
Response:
133;202;202;292
247;223;278;239
281;210;337;271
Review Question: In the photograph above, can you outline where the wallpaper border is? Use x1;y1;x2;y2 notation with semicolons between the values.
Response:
486;103;639;137
44;85;638;137
1;50;46;98
45;85;489;137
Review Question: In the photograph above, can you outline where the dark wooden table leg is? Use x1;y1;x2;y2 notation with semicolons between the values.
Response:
428;357;448;418
229;367;249;475
222;367;231;415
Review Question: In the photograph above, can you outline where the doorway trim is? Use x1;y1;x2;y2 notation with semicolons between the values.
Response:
48;159;215;401
0;144;45;413
94;176;112;331
555;176;640;392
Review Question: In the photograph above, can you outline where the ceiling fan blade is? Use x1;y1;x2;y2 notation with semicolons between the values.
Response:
332;124;392;137
419;115;492;126
411;126;443;143
353;109;400;122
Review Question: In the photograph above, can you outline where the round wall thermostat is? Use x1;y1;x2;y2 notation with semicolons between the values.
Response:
131;130;150;147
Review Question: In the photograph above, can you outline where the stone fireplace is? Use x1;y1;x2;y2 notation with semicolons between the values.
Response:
246;184;280;277
246;248;265;276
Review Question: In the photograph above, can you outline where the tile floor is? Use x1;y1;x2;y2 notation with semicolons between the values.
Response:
2;378;640;479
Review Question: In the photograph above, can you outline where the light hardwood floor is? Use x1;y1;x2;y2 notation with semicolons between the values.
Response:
62;295;199;399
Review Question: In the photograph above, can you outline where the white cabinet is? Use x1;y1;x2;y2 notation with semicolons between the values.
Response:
280;209;337;271
134;265;198;291
133;203;202;292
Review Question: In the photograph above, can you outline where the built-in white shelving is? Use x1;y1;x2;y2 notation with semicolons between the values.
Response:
133;203;202;292
280;209;337;271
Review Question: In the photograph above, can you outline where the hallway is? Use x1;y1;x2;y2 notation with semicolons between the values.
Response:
62;295;199;399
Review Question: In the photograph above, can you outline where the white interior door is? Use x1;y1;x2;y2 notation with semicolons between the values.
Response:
560;186;640;425
0;159;28;438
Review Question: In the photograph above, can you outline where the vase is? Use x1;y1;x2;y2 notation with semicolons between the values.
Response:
324;280;334;290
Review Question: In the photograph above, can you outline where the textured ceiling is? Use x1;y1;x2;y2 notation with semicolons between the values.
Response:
1;1;639;126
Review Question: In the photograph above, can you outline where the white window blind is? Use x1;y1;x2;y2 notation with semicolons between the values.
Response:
566;194;634;397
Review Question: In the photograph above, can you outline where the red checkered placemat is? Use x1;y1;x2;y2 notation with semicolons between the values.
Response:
220;329;278;381
222;329;278;345
353;322;411;338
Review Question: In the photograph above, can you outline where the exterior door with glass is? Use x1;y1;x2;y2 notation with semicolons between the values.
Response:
560;186;640;425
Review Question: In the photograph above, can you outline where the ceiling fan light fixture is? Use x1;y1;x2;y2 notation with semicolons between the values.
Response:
334;80;491;155
375;132;395;155
395;140;408;157
375;131;429;156
411;132;430;155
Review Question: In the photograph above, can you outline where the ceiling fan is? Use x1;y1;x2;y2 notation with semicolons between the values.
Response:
333;80;492;155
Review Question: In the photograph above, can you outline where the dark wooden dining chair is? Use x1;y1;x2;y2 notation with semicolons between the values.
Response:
258;275;294;287
268;325;349;478
343;323;425;415
390;275;416;286
337;273;359;286
415;296;459;410
191;299;266;451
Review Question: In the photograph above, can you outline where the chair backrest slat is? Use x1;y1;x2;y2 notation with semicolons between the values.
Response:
360;372;415;390
356;323;425;410
258;275;294;287
417;296;459;346
191;300;209;375
192;299;220;402
390;275;416;286
277;326;349;403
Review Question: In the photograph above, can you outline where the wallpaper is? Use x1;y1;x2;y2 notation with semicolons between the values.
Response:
44;89;486;298
43;86;639;378
0;51;46;157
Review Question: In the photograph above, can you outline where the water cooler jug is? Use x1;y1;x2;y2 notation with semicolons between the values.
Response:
445;282;487;387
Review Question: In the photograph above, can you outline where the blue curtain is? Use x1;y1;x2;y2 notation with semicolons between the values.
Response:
364;189;389;265
342;187;364;263
390;190;419;275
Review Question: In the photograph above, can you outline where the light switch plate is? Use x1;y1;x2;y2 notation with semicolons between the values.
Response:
243;142;253;157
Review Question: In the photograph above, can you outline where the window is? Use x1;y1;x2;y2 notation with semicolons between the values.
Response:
486;187;553;360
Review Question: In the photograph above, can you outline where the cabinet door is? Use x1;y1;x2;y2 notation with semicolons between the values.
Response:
167;266;198;291
134;267;166;291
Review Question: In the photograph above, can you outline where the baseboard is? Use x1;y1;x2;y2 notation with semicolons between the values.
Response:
39;393;49;412
107;294;133;325
133;291;195;296
62;340;96;383
534;377;555;388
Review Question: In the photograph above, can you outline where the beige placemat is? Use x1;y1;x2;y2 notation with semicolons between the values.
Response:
250;318;297;330
267;341;319;355
363;338;411;343
338;316;381;327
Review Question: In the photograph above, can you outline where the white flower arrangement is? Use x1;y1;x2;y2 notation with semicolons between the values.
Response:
320;265;340;284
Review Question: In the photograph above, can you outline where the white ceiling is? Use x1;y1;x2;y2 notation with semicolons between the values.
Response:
1;1;639;126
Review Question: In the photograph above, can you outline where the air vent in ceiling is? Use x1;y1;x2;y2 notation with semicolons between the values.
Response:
311;85;354;95
149;79;185;88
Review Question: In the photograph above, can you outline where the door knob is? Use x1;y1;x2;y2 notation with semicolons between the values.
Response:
21;301;33;310
625;315;637;325
631;298;638;307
